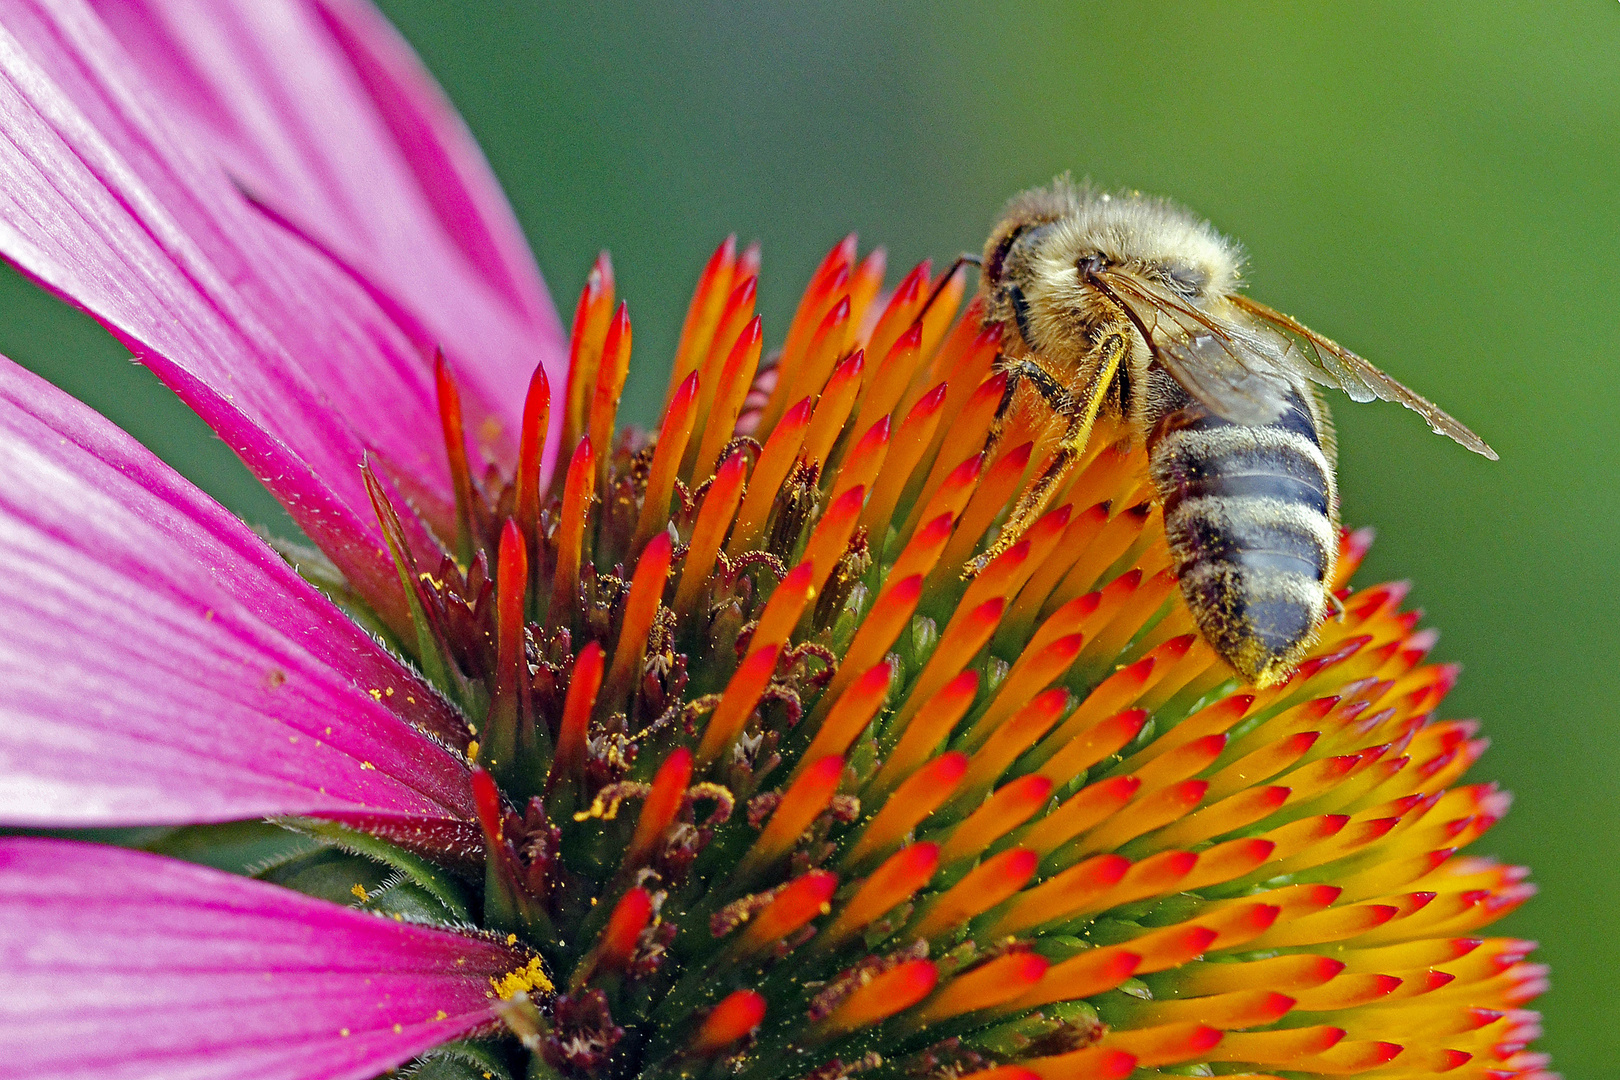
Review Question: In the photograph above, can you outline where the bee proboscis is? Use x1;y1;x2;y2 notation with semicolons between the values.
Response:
972;179;1495;687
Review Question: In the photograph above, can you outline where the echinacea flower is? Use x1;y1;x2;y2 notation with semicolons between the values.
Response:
0;4;1550;1080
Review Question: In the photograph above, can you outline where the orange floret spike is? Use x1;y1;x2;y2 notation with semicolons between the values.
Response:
481;519;531;786
434;351;478;565
798;484;865;599
740;755;845;875
673;450;749;621
807;575;922;729
845;752;969;869
861;377;947;539
938;442;1039;577
728;397;814;554
667;235;736;407
797;659;895;779
1007;946;1145;1011
846;246;887;346
874;670;980;797
962;632;1084;750
937;775;1054;866
823;843;939;947
688;315;764;483
956;1067;1044;1080
1201;1026;1346;1068
1028;657;1161;774
862;260;930;370
1019;1047;1138;1080
1175;954;1346;997
985;853;1131;937
514;361;551;552
918;266;972;369
587;302;633;486
1126;988;1296;1029
1019;775;1143;858
854;320;924;435
688;990;767;1055
751;561;817;661
1060;779;1210;861
632;369;700;553
561;251;615;458
818;958;939;1034
913;951;1050;1023
828;417;890;509
901;371;1007;540
695;644;783;770
789;298;855;423
955;688;1071;807
601;530;672;712
905;310;998;440
762;236;856;432
886;598;1005;739
1034;707;1152;791
1179;822;1278;888
886;507;957;590
625;746;693;873
999;501;1112;644
574;886;653;988
1097;1023;1224;1069
549;436;595;626
548;642;604;796
739;870;839;951
910;848;1040;941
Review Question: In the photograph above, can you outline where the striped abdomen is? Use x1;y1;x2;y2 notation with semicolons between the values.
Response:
1148;386;1339;687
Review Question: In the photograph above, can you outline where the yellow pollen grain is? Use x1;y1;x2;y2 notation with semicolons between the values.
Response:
325;727;332;735
490;956;552;1000
369;688;382;700
468;740;480;761
393;1023;402;1034
506;934;518;945
385;687;395;697
360;761;375;770
350;884;369;902
340;1028;350;1037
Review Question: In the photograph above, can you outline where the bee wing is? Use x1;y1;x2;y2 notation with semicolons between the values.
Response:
1230;294;1499;460
1096;270;1295;426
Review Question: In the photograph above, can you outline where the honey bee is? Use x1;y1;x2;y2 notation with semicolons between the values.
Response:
970;179;1496;687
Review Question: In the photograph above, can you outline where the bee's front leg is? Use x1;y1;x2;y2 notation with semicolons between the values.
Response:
964;336;1127;578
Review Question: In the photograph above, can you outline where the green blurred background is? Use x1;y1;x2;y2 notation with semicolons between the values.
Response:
3;0;1612;1071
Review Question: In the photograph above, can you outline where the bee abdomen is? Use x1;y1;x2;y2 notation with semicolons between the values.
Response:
1149;393;1338;686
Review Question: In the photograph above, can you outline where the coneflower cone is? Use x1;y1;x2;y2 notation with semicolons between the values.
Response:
317;235;1547;1080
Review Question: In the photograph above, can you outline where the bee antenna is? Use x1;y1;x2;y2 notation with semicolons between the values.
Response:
918;253;982;320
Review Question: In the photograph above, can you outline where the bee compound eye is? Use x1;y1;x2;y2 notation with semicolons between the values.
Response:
1076;252;1107;276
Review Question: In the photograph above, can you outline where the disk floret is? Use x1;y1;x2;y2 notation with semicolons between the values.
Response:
346;236;1546;1080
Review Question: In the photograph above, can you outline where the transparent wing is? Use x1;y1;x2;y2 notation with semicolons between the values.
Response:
1093;269;1295;425
1229;294;1499;460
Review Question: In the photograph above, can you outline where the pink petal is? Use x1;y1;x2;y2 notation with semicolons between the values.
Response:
0;838;535;1080
0;0;526;613
89;0;568;476
0;356;476;846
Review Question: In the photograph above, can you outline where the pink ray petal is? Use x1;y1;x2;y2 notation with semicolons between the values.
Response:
0;0;522;615
0;838;537;1080
0;356;477;851
89;0;568;478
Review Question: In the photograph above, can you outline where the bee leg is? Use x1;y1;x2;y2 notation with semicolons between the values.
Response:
1326;590;1347;622
964;334;1129;578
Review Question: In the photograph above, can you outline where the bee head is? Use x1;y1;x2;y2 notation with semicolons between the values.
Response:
982;180;1240;359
